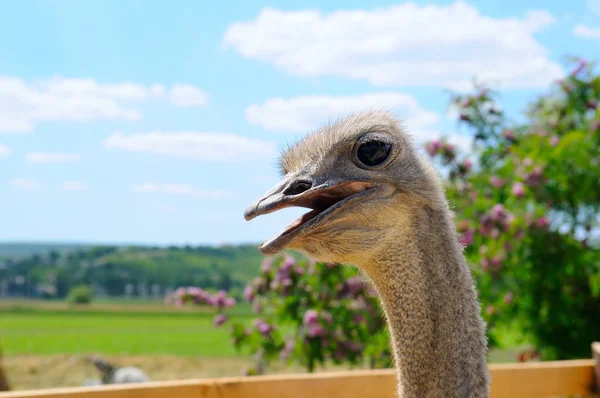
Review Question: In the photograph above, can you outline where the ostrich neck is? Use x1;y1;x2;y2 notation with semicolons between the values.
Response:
363;205;490;398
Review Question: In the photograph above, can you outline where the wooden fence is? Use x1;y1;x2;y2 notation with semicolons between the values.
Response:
1;343;600;398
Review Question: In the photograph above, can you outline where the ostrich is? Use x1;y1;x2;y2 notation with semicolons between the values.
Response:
90;356;150;385
244;111;490;397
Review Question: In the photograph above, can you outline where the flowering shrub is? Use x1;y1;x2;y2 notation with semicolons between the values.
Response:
164;287;236;326
231;255;391;374
169;255;391;374
427;57;600;359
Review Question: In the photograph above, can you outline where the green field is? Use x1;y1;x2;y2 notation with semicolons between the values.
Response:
1;308;252;357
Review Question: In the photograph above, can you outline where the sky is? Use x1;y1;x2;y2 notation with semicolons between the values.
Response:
0;0;599;246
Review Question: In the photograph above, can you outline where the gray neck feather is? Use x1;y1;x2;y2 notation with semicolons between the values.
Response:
363;204;490;398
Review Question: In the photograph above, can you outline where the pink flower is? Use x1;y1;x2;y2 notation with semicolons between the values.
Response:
260;258;272;273
469;191;478;202
307;324;325;338
515;229;525;241
512;182;525;198
491;204;507;221
225;297;236;307
502;129;515;140
281;255;296;271
280;339;295;360
489;255;503;271
570;58;587;76
523;158;533;167
175;287;186;300
254;319;274;337
303;310;319;325
349;342;363;353
212;290;228;307
353;314;365;324
344;277;364;297
213;314;228;326
489;176;504;188
187;287;203;296
459;229;474;246
485;305;495;315
479;215;494;236
252;300;263;313
244;285;254;302
461;158;473;172
536;216;550;229
425;140;442;157
504;292;514;304
480;258;490;270
490;228;500;239
550;136;559;146
525;167;544;187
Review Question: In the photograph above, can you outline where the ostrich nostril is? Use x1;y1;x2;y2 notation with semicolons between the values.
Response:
283;180;313;196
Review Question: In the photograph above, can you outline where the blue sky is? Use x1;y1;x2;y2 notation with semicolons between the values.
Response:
1;0;598;246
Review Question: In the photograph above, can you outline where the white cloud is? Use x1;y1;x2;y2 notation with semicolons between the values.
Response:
132;183;235;198
0;144;9;158
10;178;40;191
573;25;600;39
169;84;210;107
0;77;209;134
588;0;600;15
246;92;439;138
246;92;476;152
62;180;89;191
103;131;276;162
223;2;562;90
25;152;81;163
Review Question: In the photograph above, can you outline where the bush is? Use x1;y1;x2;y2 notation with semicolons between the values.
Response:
429;57;600;359
169;254;391;374
67;285;93;304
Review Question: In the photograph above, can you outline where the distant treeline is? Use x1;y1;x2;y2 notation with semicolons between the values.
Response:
0;244;264;300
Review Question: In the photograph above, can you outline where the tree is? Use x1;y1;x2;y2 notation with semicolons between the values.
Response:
67;284;93;304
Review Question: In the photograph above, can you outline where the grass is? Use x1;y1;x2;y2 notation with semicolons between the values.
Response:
1;300;253;357
0;300;341;391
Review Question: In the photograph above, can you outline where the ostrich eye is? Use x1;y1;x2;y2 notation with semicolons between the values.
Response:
356;140;392;167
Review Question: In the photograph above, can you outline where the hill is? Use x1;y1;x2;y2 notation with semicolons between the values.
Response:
0;242;93;259
0;243;266;300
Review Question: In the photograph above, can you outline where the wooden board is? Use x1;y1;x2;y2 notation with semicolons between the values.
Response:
0;360;596;398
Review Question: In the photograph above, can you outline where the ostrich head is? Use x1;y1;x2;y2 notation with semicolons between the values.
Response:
244;111;490;397
244;111;444;265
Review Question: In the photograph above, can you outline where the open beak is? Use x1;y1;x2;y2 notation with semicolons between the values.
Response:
244;176;375;255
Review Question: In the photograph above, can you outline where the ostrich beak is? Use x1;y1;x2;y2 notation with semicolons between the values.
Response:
244;175;375;255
